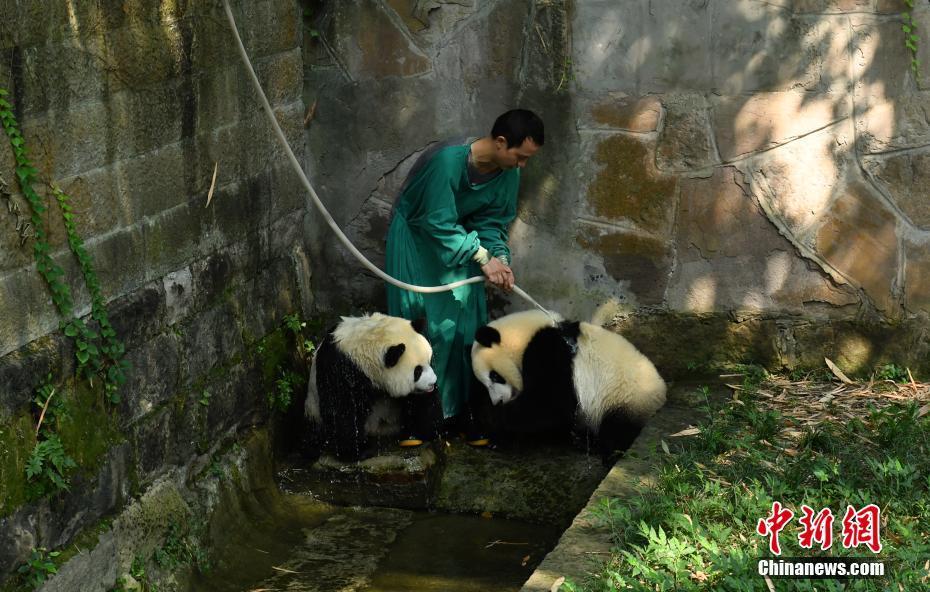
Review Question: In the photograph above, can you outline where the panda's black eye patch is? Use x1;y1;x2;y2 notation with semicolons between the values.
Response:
385;343;406;368
489;370;506;384
414;365;423;381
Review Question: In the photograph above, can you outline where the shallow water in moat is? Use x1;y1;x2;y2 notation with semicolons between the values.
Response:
186;494;559;592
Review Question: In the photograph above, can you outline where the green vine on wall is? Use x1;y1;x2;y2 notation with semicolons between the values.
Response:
51;184;129;400
902;0;921;82
0;87;128;403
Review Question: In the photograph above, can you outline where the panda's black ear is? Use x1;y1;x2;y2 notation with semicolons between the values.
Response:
475;325;501;347
384;343;406;368
410;318;428;337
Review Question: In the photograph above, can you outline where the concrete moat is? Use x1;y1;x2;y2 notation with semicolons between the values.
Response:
186;436;609;592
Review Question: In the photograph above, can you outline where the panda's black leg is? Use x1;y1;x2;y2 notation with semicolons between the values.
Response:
461;376;497;446
596;410;645;464
330;409;366;462
400;393;441;443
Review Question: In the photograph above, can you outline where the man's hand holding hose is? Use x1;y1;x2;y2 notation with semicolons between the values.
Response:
481;257;514;292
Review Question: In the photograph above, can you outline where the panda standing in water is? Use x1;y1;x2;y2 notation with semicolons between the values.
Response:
305;313;437;461
470;305;667;461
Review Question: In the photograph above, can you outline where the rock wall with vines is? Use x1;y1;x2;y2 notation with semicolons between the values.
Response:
0;0;312;583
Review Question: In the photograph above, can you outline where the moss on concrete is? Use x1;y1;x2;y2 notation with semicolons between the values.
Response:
0;413;37;517
587;135;677;233
0;379;123;520
56;380;123;470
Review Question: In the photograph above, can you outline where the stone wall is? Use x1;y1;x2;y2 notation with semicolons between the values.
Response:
304;0;930;374
0;0;310;581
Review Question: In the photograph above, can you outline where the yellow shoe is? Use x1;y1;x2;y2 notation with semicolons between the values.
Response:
398;437;424;448
465;437;491;448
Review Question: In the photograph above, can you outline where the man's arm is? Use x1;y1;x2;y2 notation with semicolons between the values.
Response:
408;151;483;268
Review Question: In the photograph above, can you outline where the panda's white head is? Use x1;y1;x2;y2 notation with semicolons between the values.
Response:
334;313;437;397
471;310;560;406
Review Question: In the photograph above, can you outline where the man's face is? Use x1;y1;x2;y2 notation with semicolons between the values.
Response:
493;137;540;170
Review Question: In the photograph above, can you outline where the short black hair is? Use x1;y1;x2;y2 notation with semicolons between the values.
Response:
491;109;545;148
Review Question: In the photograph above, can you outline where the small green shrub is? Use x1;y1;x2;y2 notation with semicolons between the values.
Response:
268;369;305;413
25;434;76;495
153;521;209;574
875;363;909;383
25;379;76;497
17;547;60;589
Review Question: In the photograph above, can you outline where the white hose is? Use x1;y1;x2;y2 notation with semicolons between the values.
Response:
221;0;552;317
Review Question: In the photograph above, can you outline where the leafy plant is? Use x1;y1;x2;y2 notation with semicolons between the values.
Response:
208;459;224;479
875;362;909;383
25;434;76;495
268;369;305;412
198;389;212;407
25;379;76;497
902;0;921;81
302;5;320;39
17;547;60;589
283;313;316;360
735;363;767;394
153;521;209;573
110;553;159;592
283;312;305;335
32;375;67;430
130;555;146;582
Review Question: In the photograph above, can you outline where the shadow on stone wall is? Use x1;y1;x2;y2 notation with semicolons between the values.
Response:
301;0;930;376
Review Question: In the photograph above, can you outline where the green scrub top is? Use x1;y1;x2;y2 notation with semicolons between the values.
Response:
385;142;520;418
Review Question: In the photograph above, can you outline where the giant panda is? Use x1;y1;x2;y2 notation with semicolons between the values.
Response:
470;308;666;459
305;313;437;461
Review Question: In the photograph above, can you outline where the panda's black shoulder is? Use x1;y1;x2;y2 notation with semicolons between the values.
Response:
525;323;576;360
315;329;375;393
315;331;345;365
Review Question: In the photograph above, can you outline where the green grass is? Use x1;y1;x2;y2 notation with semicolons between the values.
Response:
573;381;930;591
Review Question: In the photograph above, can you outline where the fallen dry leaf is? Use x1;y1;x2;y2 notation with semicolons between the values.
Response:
304;99;318;127
205;162;218;208
668;426;701;437
690;571;709;582
825;358;854;384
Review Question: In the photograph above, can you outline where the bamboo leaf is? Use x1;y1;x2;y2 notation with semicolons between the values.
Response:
205;162;218;208
824;358;854;384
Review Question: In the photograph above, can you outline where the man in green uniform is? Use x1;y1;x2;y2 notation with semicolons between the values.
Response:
385;109;544;445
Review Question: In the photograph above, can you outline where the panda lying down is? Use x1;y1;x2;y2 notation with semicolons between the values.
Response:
471;308;667;459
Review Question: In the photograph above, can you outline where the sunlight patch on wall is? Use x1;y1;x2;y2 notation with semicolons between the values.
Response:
763;250;792;295
585;11;627;74
685;275;717;313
